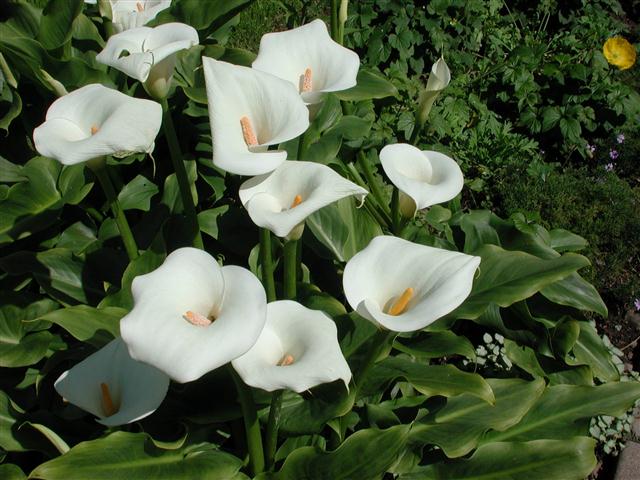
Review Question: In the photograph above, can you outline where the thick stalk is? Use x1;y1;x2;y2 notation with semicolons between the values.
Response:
161;99;203;249
283;240;298;300
390;186;401;235
230;368;265;476
91;162;138;260
409;122;421;145
330;0;340;42
260;228;276;302
264;390;284;470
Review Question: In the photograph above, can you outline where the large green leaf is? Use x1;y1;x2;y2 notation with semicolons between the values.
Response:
540;273;607;317
452;245;590;320
117;175;159;211
0;157;62;244
156;0;253;33
410;378;545;457
483;381;640;443
34;305;124;347
393;331;476;360
0;298;58;367
278;382;355;436
29;432;248;479
405;437;596;480
567;321;619;382
362;357;495;404
307;197;382;262
335;69;398;101
0;464;26;480
261;426;409;480
38;0;84;50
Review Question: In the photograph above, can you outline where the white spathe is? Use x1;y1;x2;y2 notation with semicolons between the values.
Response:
33;84;162;165
343;236;480;332
416;56;451;126
239;161;368;238
110;0;172;32
120;247;267;383
203;57;310;176
380;143;463;216
54;338;170;426
96;23;198;88
252;19;360;105
232;300;351;392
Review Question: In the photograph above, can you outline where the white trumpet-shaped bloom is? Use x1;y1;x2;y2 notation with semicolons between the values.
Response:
96;23;198;93
54;338;170;426
110;1;172;32
343;236;480;332
239;161;368;238
232;301;351;392
33;84;162;165
252;19;360;105
203;57;309;176
120;247;267;383
380;143;463;216
416;56;451;125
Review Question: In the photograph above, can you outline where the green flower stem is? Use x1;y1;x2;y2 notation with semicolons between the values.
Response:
409;123;421;146
260;228;277;302
90;161;139;260
330;0;340;43
345;162;390;227
264;389;284;470
390;186;401;235
283;239;298;300
230;368;265;476
161;99;204;249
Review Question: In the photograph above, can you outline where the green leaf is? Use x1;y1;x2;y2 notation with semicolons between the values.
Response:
71;13;105;47
453;245;590;320
483;381;640;443
156;0;253;33
568;322;619;382
198;206;230;239
0;156;62;244
0;298;58;368
0;156;26;182
58;164;93;205
307;197;382;262
408;437;596;480
263;426;409;480
540;273;607;317
363;357;495;404
21;422;69;455
278;382;355;436
411;378;545;457
38;0;84;50
0;87;22;132
503;340;547;378
394;331;476;360
34;305;124;347
118;175;159;211
29;431;249;480
548;229;587;252
335;69;398;101
0;464;26;480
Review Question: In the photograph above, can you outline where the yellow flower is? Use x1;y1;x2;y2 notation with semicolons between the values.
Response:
603;37;636;70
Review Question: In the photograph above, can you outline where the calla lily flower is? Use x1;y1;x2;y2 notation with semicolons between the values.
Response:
203;57;310;176
343;236;480;332
252;19;360;105
239;161;368;238
120;247;267;383
416;56;451;126
96;23;199;99
54;338;170;426
110;0;172;33
33;84;162;165
232;300;351;392
380;143;463;217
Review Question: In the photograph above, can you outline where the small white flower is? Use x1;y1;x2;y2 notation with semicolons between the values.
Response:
239;161;368;238
33;84;162;165
203;57;310;176
380;143;464;217
232;301;351;392
120;248;267;383
110;0;172;32
96;23;198;98
252;19;360;105
54;338;170;426
343;236;480;332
